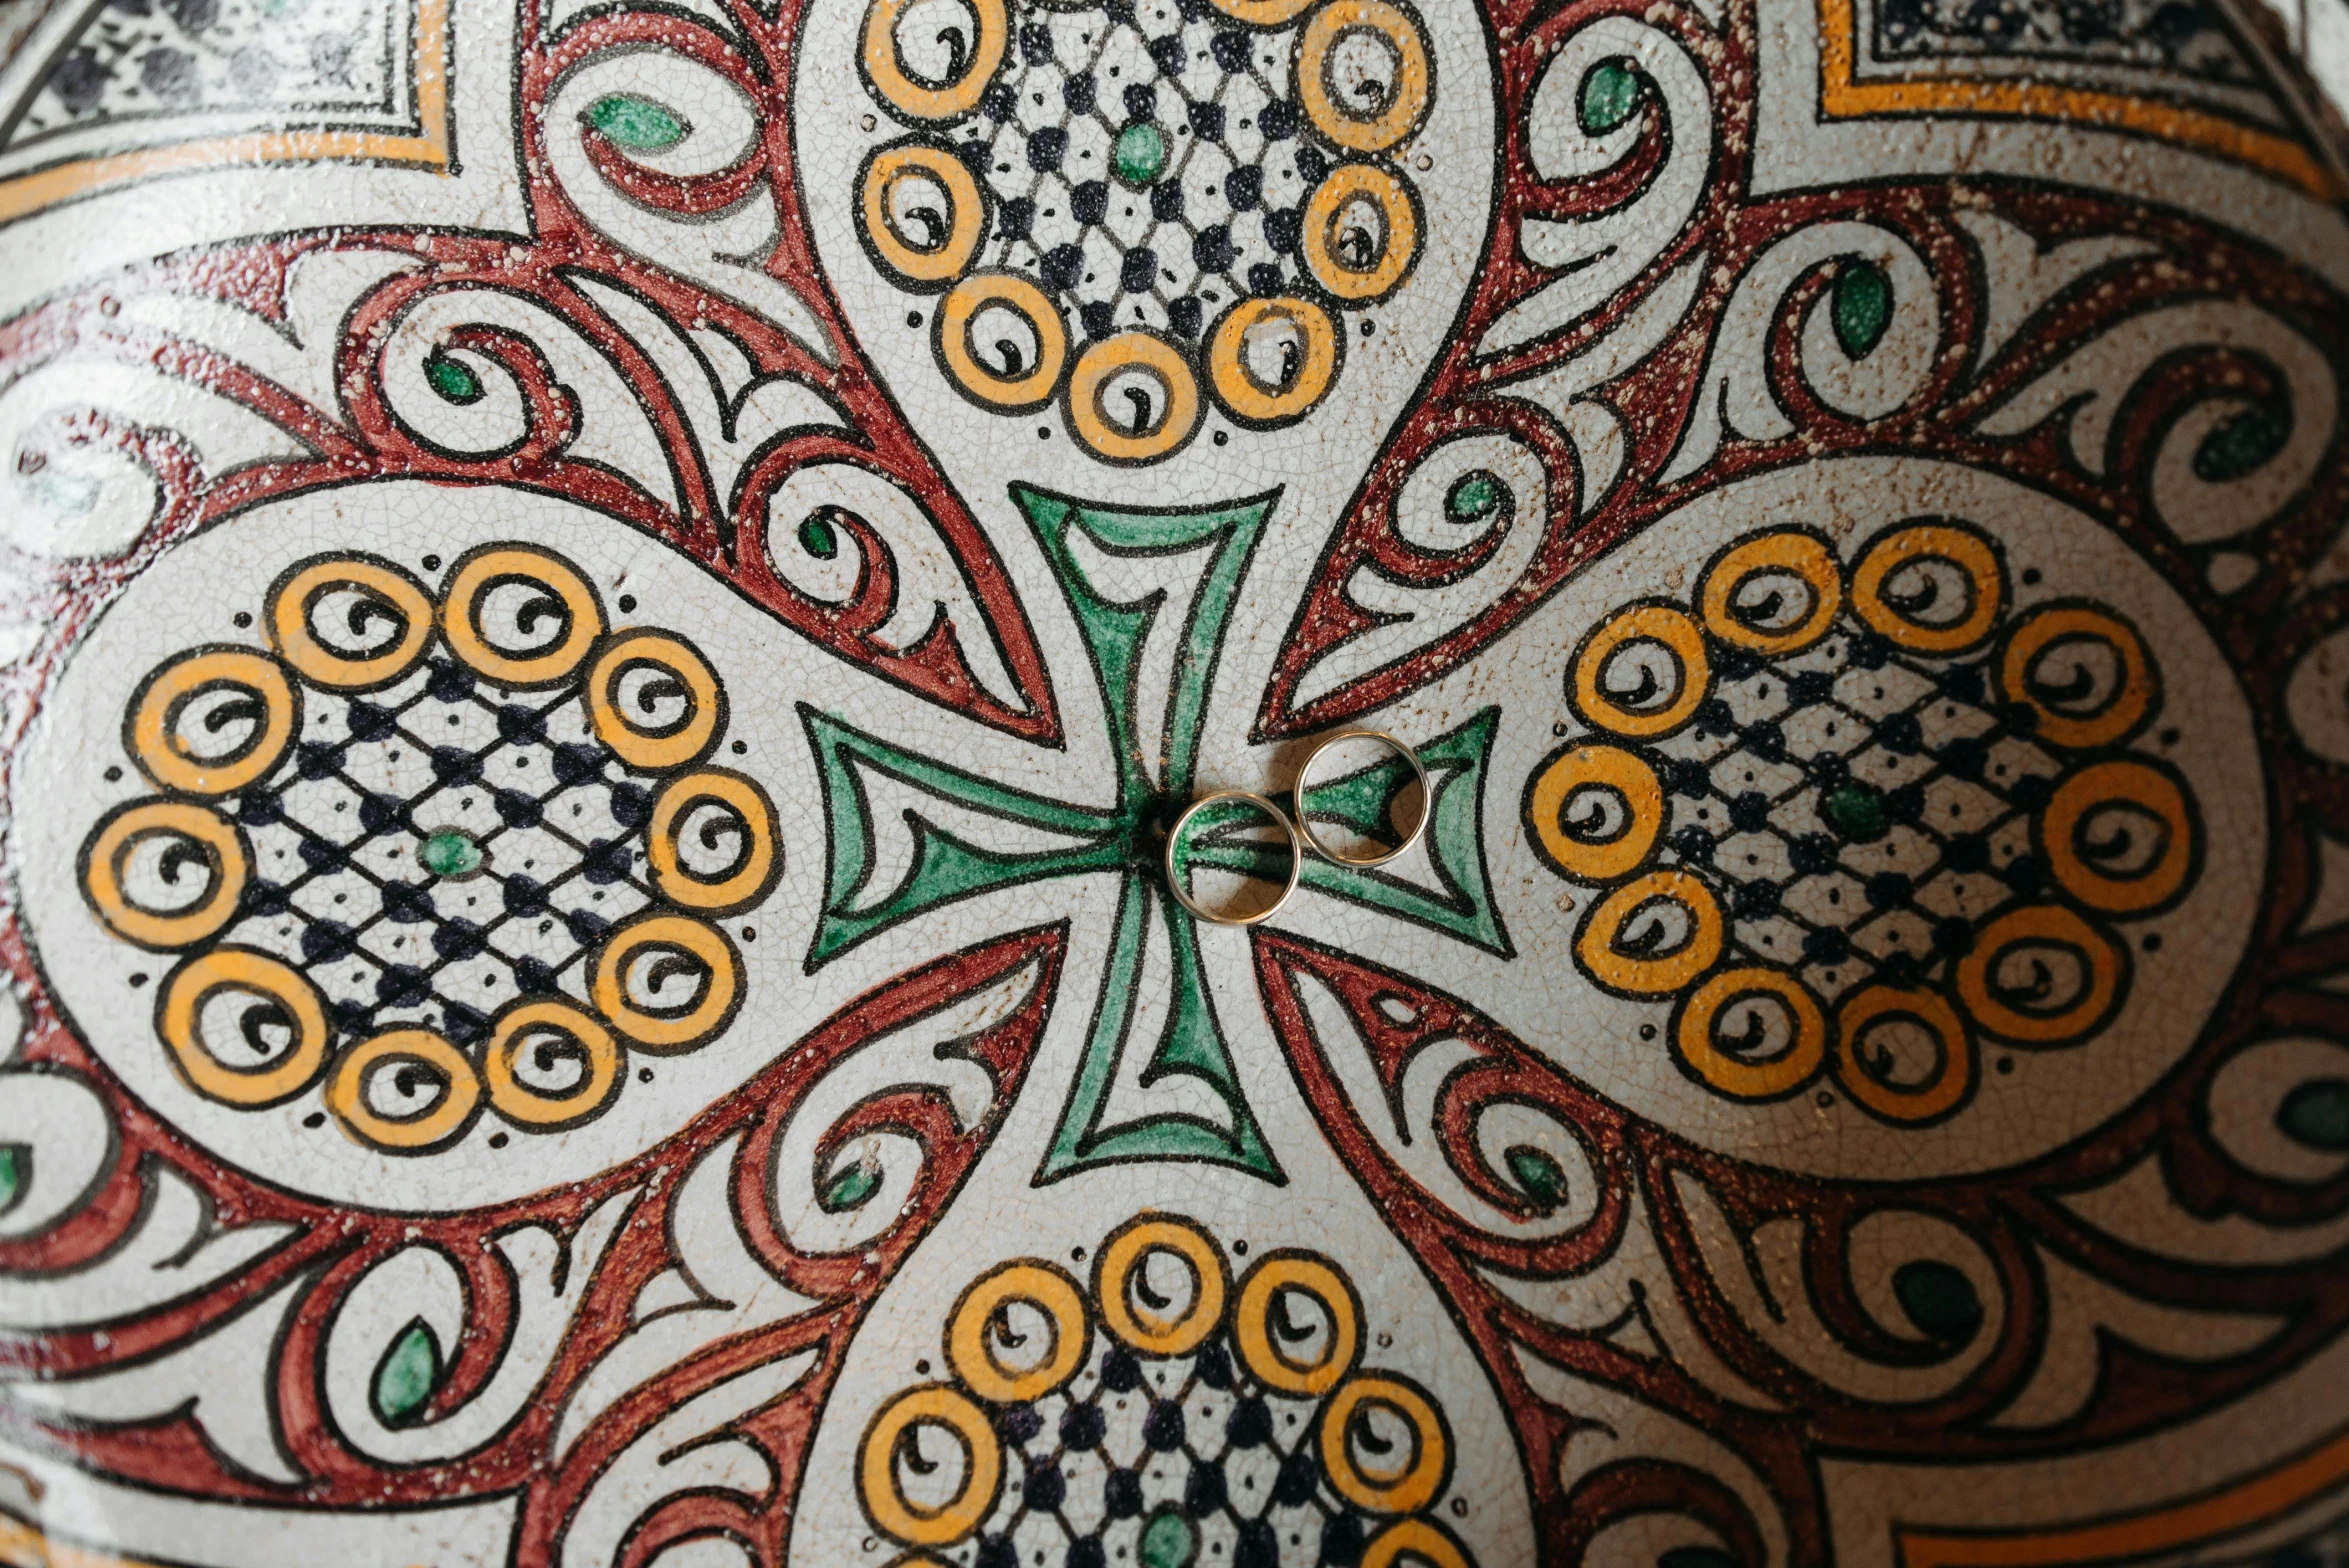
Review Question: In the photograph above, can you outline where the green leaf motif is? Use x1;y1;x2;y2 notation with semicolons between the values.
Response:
1444;470;1509;528
822;1159;883;1211
1832;260;1892;360
424;350;483;406
1892;1259;1983;1345
586;93;688;152
373;1318;442;1427
800;514;841;561
1505;1144;1568;1211
0;1146;20;1216
2192;404;2289;483
1579;58;1641;135
2279;1079;2349;1152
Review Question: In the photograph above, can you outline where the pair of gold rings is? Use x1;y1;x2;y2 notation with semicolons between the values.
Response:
1162;730;1431;927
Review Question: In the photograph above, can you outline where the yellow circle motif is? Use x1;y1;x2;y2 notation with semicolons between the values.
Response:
1233;1251;1362;1397
1211;0;1315;23
1207;297;1340;427
858;1385;1003;1547
1319;1374;1450;1515
482;1000;622;1127
1849;523;2006;654
1301;162;1419;303
860;144;989;286
267;556;436;690
2000;605;2158;751
326;1029;482;1150
648;769;780;914
947;1261;1091;1403
861;0;1008;122
440;546;606;687
1095;1216;1228;1357
1295;0;1432;153
586;629;724;772
938;273;1068;410
2038;759;2197;915
157;948;330;1108
1570;603;1710;738
1954;905;2127;1045
266;556;436;690
1065;332;1201;463
81;800;248;950
1526;744;1665;883
127;648;299;796
1674;967;1829;1100
1699;531;1844;654
1361;1519;1475;1568
1834;985;1974;1125
591;914;742;1050
1575;870;1724;997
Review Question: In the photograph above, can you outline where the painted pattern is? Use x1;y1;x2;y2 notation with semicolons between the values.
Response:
0;0;2342;1560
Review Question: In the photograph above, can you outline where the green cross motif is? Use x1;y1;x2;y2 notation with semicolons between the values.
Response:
802;485;1510;1184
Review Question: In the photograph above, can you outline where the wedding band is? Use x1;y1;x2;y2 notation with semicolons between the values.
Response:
1291;729;1432;868
1163;789;1303;927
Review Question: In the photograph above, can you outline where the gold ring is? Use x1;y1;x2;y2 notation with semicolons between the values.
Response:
81;799;248;950
1300;162;1419;303
1525;743;1664;883
858;1385;1002;1547
1163;789;1303;926
1698;531;1844;655
1999;605;2158;751
591;913;742;1050
2037;759;2197;915
1233;1251;1361;1396
861;0;1008;122
860;143;988;287
1094;1215;1228;1356
1673;966;1829;1099
1207;297;1340;427
947;1260;1090;1402
1850;523;2005;655
586;629;724;772
1954;905;2128;1045
1291;729;1430;868
1319;1374;1449;1514
647;769;780;914
482;999;623;1127
440;546;606;686
156;948;330;1107
325;1028;482;1150
1295;0;1432;153
1065;332;1201;464
938;273;1068;410
1570;603;1710;738
127;648;300;796
1575;870;1724;997
1833;984;1974;1125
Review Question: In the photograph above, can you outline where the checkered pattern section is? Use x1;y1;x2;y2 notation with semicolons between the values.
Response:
953;0;1341;341
216;656;660;1049
950;1329;1380;1568
1635;621;2067;1002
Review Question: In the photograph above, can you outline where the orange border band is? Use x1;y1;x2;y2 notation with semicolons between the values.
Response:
1896;1423;2349;1568
0;0;452;225
1816;0;2345;200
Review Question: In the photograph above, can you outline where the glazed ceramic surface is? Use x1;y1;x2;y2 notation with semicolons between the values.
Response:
0;0;2345;1561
